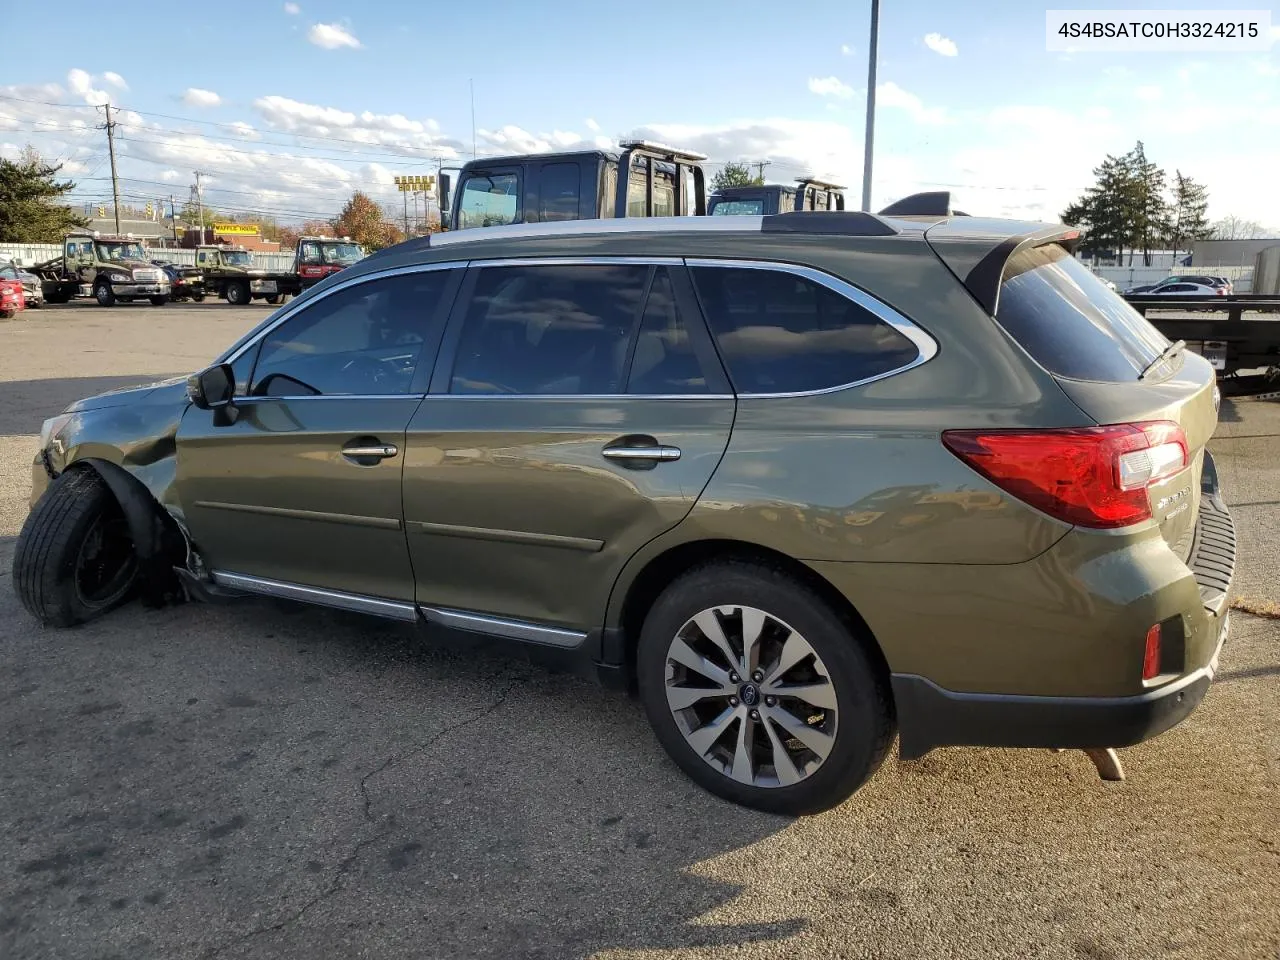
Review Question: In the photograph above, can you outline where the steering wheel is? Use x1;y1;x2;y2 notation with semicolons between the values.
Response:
340;354;394;389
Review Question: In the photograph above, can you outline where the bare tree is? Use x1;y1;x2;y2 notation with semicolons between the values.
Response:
1211;215;1272;240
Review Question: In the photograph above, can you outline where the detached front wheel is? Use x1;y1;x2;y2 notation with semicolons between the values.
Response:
12;469;138;627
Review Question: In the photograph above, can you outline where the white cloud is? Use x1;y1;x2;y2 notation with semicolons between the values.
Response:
308;22;361;49
102;72;128;90
1135;84;1163;102
183;87;222;108
67;69;110;105
160;169;182;181
923;32;958;57
877;81;948;124
229;120;259;139
808;76;855;99
252;94;460;158
284;2;300;12
585;117;601;132
841;43;853;56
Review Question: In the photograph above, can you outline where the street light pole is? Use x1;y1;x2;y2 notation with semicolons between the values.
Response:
860;0;881;212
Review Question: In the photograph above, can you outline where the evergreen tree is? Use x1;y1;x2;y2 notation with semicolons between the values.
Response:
0;146;89;242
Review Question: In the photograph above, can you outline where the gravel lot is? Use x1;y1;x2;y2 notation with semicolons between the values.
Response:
1;302;1277;960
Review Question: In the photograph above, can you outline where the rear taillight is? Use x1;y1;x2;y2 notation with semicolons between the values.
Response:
941;421;1188;528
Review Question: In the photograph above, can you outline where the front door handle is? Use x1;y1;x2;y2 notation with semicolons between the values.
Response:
342;441;398;464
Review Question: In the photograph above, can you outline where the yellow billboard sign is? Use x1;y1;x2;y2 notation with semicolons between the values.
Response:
393;175;436;191
212;223;260;236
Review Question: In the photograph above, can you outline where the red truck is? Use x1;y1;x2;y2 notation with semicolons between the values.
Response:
293;236;366;291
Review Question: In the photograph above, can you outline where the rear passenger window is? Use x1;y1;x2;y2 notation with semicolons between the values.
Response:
539;163;579;221
450;264;649;395
627;270;713;395
690;266;922;394
996;243;1168;382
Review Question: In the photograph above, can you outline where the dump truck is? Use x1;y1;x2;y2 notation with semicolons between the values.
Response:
438;140;708;231
27;231;171;306
293;235;367;291
195;245;301;305
708;177;848;216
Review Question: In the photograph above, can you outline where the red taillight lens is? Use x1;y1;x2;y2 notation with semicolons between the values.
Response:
941;421;1188;529
1142;623;1162;680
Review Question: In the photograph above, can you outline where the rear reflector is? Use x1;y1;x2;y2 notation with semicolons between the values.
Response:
1142;624;1162;680
941;421;1188;529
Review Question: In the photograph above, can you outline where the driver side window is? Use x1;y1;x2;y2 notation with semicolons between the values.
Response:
248;270;449;397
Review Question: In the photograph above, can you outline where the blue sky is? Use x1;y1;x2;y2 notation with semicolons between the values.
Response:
2;0;1278;226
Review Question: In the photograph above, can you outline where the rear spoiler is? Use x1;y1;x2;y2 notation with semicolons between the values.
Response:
878;190;969;218
924;220;1082;316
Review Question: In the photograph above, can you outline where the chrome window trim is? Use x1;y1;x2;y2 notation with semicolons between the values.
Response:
210;571;419;622
420;393;734;401
684;257;940;398
233;394;427;403
428;216;766;247
219;260;470;368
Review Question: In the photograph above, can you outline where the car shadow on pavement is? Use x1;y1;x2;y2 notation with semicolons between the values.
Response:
0;591;804;960
0;375;187;435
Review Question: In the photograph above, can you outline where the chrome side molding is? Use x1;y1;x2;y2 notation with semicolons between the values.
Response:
420;606;587;649
209;571;419;622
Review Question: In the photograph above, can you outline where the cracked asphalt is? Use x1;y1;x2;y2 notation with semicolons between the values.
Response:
1;303;1278;960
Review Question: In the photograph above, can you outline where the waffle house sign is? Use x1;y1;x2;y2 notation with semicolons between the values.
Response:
212;223;260;236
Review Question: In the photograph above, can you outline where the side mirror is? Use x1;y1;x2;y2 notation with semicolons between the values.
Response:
187;363;235;409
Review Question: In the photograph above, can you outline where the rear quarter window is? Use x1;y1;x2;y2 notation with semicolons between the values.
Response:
690;265;925;394
995;244;1170;382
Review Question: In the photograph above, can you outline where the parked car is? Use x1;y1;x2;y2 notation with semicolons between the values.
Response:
151;260;206;302
12;208;1236;815
0;261;27;317
13;262;44;308
1146;282;1226;297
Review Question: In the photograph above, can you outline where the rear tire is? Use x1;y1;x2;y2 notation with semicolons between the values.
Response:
636;560;895;816
149;295;168;306
265;294;281;305
12;469;139;627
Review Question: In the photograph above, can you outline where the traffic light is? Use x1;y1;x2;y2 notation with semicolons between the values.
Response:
145;201;154;218
97;205;106;217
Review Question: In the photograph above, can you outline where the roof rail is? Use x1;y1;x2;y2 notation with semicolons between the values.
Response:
878;191;969;218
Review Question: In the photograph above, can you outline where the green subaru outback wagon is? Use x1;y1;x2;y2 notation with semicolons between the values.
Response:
15;207;1236;815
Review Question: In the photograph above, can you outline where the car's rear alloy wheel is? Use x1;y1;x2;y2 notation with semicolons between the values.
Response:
637;562;894;815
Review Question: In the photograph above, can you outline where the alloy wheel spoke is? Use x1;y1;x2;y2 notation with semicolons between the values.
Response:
763;704;835;760
763;631;813;685
666;681;734;712
740;607;767;676
729;713;756;784
763;678;837;711
761;715;803;786
693;610;742;674
668;637;733;688
685;704;739;757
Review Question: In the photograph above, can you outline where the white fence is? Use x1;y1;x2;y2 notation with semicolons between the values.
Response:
0;242;297;273
1088;263;1254;292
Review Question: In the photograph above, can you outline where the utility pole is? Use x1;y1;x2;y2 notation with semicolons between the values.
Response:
753;160;771;183
169;195;178;244
469;79;477;160
861;0;881;212
101;101;122;234
193;171;207;242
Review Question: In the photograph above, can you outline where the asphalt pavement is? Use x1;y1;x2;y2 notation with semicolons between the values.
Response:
1;302;1277;960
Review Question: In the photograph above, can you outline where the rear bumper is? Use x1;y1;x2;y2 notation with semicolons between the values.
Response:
891;457;1236;760
892;612;1228;759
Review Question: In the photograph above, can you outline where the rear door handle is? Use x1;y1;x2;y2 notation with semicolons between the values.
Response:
602;446;681;461
342;442;398;462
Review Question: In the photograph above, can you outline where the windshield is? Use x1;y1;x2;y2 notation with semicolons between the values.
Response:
96;242;146;261
710;199;765;216
457;173;520;229
996;243;1169;382
222;251;254;266
321;242;364;263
